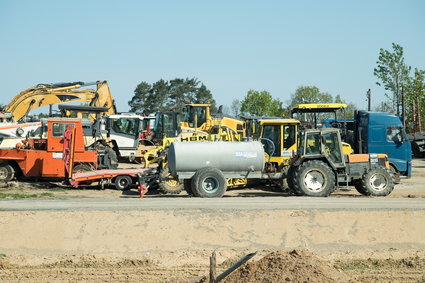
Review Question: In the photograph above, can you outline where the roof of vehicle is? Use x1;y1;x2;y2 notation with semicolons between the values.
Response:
259;119;300;124
291;103;347;113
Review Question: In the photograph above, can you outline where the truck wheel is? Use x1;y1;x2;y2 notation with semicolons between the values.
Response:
0;163;15;182
388;165;399;184
293;160;335;197
158;167;183;194
115;175;133;191
184;179;194;196
358;167;394;196
412;143;425;158
191;167;227;198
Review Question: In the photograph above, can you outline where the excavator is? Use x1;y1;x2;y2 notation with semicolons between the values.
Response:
3;80;116;122
0;81;116;139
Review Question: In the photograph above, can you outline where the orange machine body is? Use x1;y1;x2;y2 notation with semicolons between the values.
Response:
0;118;97;178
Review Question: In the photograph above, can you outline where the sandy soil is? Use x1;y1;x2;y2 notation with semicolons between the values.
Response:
0;158;424;282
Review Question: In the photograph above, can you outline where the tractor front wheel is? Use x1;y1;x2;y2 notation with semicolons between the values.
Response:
357;167;394;196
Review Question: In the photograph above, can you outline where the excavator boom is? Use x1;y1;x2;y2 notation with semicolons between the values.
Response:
4;81;116;121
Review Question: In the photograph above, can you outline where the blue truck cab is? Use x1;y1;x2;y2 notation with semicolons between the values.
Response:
353;111;412;177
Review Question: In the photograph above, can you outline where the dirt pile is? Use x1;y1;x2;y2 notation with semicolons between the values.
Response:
223;250;352;283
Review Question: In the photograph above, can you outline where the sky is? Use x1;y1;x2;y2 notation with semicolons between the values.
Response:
0;0;424;115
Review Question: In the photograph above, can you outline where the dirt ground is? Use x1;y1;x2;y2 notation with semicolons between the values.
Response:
0;158;424;282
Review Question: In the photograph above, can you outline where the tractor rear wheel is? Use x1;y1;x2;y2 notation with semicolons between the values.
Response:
0;163;15;182
293;160;335;197
191;167;227;198
158;167;183;194
286;166;303;196
357;167;394;196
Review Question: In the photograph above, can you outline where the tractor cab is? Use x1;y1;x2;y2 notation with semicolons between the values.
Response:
296;128;345;169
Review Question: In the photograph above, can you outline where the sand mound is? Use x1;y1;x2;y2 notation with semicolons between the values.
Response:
223;250;352;283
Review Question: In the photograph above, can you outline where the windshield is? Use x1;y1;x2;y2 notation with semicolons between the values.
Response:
262;124;281;156
111;118;139;136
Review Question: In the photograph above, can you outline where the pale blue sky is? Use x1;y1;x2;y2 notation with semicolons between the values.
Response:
0;0;424;114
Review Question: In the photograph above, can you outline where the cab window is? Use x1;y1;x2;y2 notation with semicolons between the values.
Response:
111;118;139;136
283;125;296;149
386;127;405;143
323;132;342;164
262;125;281;156
52;123;74;137
306;132;321;155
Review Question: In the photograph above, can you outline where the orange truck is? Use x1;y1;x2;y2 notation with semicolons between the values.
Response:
0;118;113;182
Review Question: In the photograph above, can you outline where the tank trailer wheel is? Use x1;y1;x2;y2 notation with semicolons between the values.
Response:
293;160;335;197
115;175;133;191
191;167;227;198
158;167;183;194
357;167;394;196
0;163;15;182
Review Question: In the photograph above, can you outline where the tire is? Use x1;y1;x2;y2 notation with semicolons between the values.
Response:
412;143;425;158
354;180;368;195
115;175;133;191
73;164;93;172
183;179;194;196
276;166;289;192
191;167;227;198
357;167;394;196
286;166;302;196
388;165;400;184
293;160;335;197
0;163;15;182
158;167;183;194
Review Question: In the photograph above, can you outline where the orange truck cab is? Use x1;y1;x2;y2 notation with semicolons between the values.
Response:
0;118;98;181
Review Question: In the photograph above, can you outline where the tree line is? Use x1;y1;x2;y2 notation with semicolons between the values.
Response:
128;78;216;114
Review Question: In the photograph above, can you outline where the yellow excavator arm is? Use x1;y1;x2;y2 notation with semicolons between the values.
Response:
4;80;116;121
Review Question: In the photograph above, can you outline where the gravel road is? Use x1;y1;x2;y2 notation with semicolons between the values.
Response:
1;195;425;211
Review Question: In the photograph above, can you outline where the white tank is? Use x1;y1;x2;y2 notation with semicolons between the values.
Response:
168;141;265;175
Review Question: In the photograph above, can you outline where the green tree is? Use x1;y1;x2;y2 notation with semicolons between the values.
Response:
240;90;284;117
405;68;425;132
128;78;216;114
374;43;410;115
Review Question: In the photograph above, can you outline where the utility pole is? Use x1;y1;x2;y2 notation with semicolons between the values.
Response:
401;85;406;129
366;89;371;111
